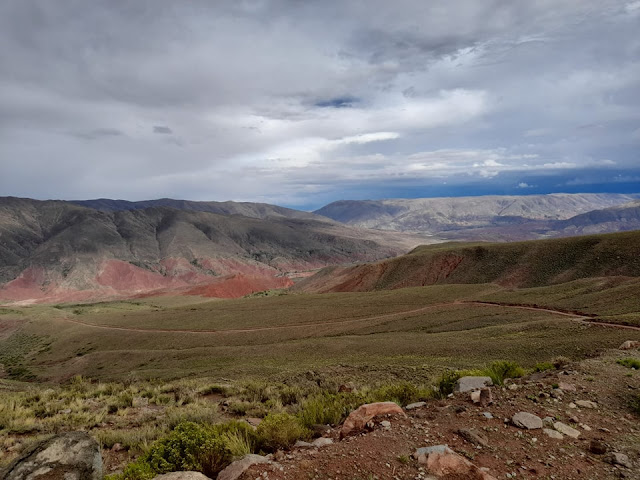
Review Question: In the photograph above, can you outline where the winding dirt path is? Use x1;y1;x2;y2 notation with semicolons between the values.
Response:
57;300;640;334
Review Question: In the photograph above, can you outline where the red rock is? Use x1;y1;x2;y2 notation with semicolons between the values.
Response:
340;402;405;438
425;451;497;480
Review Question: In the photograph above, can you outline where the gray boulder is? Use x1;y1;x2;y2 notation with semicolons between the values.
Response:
1;432;102;480
312;437;333;447
511;412;543;430
413;445;453;459
604;452;632;468
454;376;493;393
217;454;269;480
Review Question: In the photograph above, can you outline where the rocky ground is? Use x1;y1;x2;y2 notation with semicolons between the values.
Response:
239;349;639;480
3;348;638;480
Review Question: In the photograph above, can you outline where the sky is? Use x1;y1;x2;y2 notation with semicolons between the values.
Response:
0;1;639;210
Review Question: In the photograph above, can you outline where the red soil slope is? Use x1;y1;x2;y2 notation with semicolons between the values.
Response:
0;259;294;304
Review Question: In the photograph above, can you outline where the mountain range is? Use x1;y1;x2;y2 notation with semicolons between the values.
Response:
1;193;639;304
314;193;640;240
0;197;421;304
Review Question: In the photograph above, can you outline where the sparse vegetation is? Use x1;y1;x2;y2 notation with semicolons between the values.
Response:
617;358;640;370
483;361;525;386
1;272;638;475
534;362;555;372
256;413;310;452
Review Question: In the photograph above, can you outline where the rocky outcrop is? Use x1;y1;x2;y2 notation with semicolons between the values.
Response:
340;402;406;438
1;432;102;480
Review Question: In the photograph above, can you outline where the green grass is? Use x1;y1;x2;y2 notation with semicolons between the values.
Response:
0;281;637;384
617;358;640;369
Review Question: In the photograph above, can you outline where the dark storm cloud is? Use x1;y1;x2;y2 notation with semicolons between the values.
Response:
0;0;638;207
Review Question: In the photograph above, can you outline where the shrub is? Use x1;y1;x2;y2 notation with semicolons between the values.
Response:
257;413;309;452
371;382;432;406
109;461;155;480
298;394;350;428
215;421;257;457
144;422;231;478
240;381;271;403
200;385;228;396
279;385;304;406
617;358;640;370
482;361;525;386
534;362;554;372
434;370;462;398
552;356;571;369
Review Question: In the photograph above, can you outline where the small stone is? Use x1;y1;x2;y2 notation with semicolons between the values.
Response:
311;437;333;448
454;376;493;393
558;382;576;392
456;428;489;447
553;422;580;439
568;402;577;408
482;412;494;419
111;443;124;452
575;400;597;409
512;412;543;430
579;423;592;431
58;408;72;414
589;439;607;455
338;383;356;393
246;417;262;427
508;384;519;391
380;420;391;429
550;389;563;399
543;428;563;440
604;452;632;468
294;440;314;448
479;387;492;407
542;416;555;428
413;445;453;459
405;401;427;410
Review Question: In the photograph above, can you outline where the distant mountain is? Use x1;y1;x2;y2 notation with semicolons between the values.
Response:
314;194;639;235
552;200;640;236
0;197;421;304
296;230;640;294
71;198;319;221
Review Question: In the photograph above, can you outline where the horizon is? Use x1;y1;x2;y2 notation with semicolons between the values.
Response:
1;2;639;208
4;190;640;212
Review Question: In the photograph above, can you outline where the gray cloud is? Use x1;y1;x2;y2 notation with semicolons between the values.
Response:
153;126;173;135
0;0;638;207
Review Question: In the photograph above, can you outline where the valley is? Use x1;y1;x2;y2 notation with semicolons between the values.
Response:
1;210;639;480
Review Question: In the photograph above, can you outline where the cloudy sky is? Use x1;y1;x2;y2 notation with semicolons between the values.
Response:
1;1;639;209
